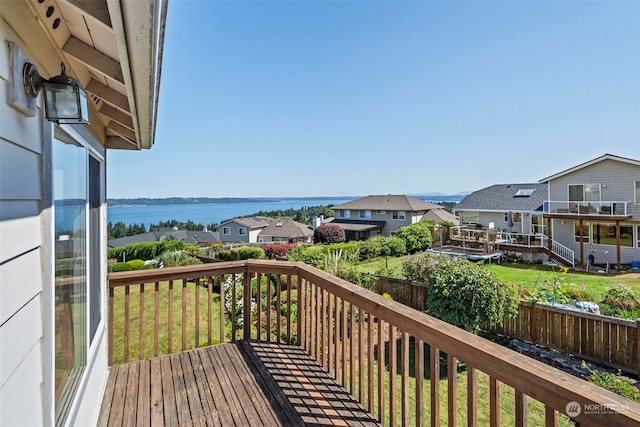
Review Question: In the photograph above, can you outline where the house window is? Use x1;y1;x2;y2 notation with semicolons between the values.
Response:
574;222;590;243
637;225;640;248
392;211;405;220
222;227;231;235
504;212;522;223
569;184;600;211
338;210;350;219
635;181;640;205
359;210;371;219
460;211;479;224
591;223;634;247
53;129;103;424
238;227;247;235
376;210;385;214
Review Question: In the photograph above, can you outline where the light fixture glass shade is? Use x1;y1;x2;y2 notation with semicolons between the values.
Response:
43;82;89;124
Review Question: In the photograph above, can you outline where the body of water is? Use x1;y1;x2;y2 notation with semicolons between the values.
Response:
107;197;357;227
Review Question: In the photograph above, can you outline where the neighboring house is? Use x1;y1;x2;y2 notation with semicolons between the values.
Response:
541;154;640;270
454;183;548;235
330;194;459;241
107;230;220;248
218;216;314;243
453;154;640;269
0;2;166;427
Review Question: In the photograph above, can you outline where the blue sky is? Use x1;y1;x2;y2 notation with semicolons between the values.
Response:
107;0;640;198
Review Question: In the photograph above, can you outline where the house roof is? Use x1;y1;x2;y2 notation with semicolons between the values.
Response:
421;208;460;224
329;219;386;232
7;0;167;150
333;195;440;212
220;216;272;229
258;220;313;238
540;154;640;182
454;183;548;212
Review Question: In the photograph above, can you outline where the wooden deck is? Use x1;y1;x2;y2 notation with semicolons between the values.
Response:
98;340;381;426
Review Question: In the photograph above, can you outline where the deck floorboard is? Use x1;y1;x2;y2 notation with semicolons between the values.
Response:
100;341;380;426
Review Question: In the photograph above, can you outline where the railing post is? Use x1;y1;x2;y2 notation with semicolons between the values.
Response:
243;271;251;340
530;302;537;344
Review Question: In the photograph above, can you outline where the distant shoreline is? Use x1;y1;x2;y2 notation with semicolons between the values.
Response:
107;194;465;208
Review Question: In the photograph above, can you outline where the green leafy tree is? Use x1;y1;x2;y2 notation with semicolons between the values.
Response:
394;221;432;253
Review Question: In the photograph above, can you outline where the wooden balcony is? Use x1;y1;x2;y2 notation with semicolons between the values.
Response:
104;260;640;426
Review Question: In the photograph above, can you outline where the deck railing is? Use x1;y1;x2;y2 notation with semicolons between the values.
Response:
544;200;633;217
108;260;640;426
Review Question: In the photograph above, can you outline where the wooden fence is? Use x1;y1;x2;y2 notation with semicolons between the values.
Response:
495;301;639;376
374;276;640;376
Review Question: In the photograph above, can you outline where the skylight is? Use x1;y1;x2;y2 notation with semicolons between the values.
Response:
515;189;535;197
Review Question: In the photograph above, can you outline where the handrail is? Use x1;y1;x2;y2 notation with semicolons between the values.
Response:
543;200;633;217
108;260;640;426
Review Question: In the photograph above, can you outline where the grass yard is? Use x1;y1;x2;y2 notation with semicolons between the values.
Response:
357;256;640;297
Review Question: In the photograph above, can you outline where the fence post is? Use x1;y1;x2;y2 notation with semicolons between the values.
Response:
637;319;640;379
530;302;537;344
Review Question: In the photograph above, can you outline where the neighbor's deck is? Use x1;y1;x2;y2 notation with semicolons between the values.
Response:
98;340;380;427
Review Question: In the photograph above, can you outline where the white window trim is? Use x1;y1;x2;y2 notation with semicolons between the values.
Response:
238;227;247;235
222;227;231;235
392;210;406;220
635;181;640;205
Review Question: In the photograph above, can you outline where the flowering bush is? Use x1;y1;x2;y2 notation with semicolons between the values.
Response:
600;284;640;319
313;224;346;244
264;243;297;259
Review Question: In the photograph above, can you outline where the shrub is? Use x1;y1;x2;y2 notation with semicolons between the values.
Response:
288;245;326;265
237;246;264;260
334;265;376;291
394;222;432;253
314;224;346;244
108;240;186;261
159;250;190;267
358;237;384;257
111;262;132;273
264;243;297;259
126;259;146;270
171;256;203;267
218;246;264;261
426;256;518;333
585;364;640;402
600;284;640;319
381;236;407;257
402;252;450;281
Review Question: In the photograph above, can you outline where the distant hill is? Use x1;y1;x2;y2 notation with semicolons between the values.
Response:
107;197;279;207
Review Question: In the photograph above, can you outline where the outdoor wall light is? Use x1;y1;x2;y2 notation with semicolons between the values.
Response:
23;62;89;124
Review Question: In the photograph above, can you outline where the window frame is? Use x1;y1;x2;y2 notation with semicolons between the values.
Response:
359;210;371;219
238;227;247;236
392;210;406;220
222;227;231;235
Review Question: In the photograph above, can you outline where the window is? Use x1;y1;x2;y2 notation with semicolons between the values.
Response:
569;184;600;211
359;210;371;219
531;214;544;234
574;222;590;243
222;227;231;235
376;210;385;214
460;211;479;224
53;129;103;424
592;223;634;247
635;181;640;205
515;189;535;197
637;225;640;248
392;211;405;220
338;210;350;219
238;227;247;235
504;212;522;223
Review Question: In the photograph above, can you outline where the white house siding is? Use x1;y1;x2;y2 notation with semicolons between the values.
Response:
0;18;108;427
0;21;46;427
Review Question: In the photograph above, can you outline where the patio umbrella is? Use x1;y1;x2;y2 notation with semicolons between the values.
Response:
507;211;514;232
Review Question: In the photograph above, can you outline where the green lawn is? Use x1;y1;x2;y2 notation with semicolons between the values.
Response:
357;256;640;297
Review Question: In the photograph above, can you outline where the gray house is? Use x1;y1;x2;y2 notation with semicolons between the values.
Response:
0;2;166;426
218;216;313;244
454;183;548;235
453;154;640;269
330;194;459;241
542;154;640;270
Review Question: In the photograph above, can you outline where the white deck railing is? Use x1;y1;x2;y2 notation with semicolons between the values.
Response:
543;200;633;217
